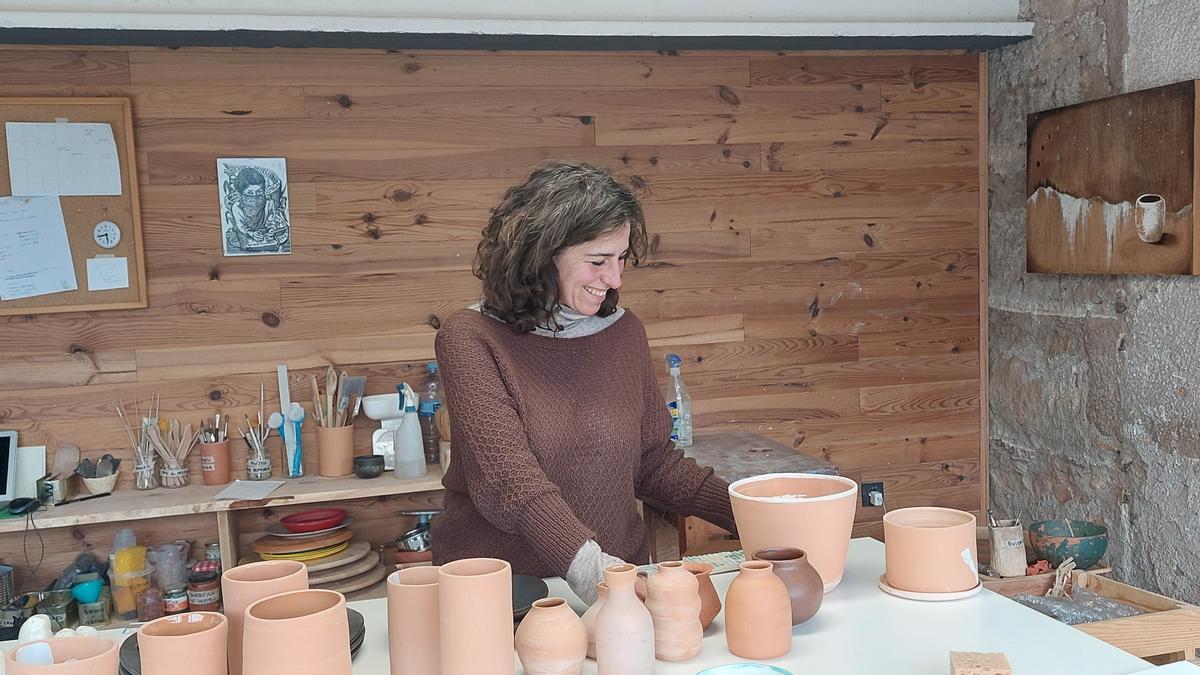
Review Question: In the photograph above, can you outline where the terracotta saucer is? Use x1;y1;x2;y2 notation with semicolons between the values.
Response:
251;528;353;555
876;574;983;602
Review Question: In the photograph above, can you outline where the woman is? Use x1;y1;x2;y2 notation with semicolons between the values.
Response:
432;162;736;603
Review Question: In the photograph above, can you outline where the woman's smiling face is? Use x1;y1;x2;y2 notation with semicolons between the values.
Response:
553;223;630;316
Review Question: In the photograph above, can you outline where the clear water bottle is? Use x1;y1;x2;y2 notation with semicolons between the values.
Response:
418;362;442;464
665;353;693;448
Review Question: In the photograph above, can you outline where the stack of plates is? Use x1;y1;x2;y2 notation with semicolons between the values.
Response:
247;509;388;596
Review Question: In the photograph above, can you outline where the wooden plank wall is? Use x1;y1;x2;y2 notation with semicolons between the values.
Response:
0;48;982;577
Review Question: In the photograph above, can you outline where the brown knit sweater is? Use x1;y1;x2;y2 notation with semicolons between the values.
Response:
431;308;736;577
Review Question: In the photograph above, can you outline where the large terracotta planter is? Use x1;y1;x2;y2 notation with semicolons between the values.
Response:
387;566;440;675
138;611;228;675
580;582;606;660
594;563;654;675
645;561;702;662
438;558;514;675
5;637;118;675
729;473;859;592
242;589;351;675
752;547;823;625
724;561;792;660
682;562;721;631
883;507;979;593
515;597;587;675
222;560;309;675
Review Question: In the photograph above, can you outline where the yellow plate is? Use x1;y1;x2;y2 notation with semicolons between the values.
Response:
260;542;349;561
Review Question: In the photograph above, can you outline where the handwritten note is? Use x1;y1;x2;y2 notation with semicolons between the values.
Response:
6;122;122;196
0;196;77;300
86;256;129;291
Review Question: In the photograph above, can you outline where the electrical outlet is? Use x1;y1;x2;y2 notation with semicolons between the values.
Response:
861;482;885;507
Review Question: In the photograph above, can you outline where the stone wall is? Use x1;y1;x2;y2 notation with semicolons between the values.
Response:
988;0;1200;601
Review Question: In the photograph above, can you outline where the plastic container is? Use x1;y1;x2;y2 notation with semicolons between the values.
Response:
111;565;155;620
665;353;693;448
394;384;427;479
418;362;442;464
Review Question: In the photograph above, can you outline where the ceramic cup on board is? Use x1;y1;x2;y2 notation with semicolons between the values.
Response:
515;597;587;675
645;561;702;662
5;637;118;675
387;566;441;675
138;611;228;675
221;560;309;675
729;473;859;592
751;547;824;625
242;589;351;675
883;506;979;593
437;558;514;675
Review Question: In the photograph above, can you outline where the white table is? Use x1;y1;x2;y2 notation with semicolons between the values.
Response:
5;539;1191;674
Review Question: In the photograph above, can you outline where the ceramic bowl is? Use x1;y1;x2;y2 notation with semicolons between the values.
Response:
1028;519;1109;569
71;579;103;605
352;456;385;479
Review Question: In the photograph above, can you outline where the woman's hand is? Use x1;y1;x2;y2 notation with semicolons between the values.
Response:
565;539;627;605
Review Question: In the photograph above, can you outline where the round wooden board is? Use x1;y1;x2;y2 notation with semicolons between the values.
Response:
308;549;383;585
240;539;374;572
250;528;353;555
313;563;388;595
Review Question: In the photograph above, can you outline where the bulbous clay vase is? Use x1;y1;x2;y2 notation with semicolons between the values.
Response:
242;589;351;675
594;563;654;675
645;561;702;662
752;547;824;625
729;473;859;592
5;637;118;675
138;611;229;675
221;560;309;675
515;597;587;675
682;562;721;631
883;506;979;593
724;561;792;660
387;566;440;675
580;582;607;660
437;558;514;675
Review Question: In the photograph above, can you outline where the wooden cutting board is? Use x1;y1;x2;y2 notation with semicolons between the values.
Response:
250;528;353;555
240;539;374;571
307;550;383;585
312;563;388;594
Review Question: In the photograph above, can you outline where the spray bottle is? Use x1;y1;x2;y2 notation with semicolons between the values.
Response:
393;383;427;479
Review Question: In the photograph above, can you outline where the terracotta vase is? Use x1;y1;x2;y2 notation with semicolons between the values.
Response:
242;589;351;675
138;611;229;675
729;473;859;592
438;558;514;675
682;562;721;631
645;561;702;662
580;582;607;660
883;507;979;593
594;563;654;675
199;440;232;485
724;561;792;660
515;597;588;675
5;637;118;675
387;566;440;675
752;547;824;625
221;560;309;675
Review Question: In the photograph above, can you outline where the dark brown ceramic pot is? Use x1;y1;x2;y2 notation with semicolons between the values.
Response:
752;547;823;625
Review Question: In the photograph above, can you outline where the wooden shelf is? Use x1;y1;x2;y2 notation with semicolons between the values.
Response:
1;468;444;535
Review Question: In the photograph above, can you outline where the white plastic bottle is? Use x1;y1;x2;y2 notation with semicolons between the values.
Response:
665;353;693;448
393;383;427;478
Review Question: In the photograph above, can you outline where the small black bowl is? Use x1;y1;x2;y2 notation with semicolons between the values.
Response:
352;455;385;479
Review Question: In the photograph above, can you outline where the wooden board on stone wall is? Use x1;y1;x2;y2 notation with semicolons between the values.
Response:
1026;80;1199;275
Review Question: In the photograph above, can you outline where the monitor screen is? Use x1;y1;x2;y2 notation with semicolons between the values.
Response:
0;431;15;503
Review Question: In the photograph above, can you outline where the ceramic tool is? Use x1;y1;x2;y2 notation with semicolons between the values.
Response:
287;402;306;478
276;364;296;471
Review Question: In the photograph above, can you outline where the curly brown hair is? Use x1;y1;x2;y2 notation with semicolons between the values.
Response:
473;161;649;334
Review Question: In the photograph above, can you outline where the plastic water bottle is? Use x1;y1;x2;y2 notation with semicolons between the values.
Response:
665;353;693;448
393;384;427;479
418;362;442;464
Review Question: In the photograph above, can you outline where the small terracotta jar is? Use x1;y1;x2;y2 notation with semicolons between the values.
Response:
682;562;721;631
317;425;355;477
387;567;440;675
221;560;309;675
515;597;587;675
725;560;792;660
198;440;232;486
645;561;702;662
5;637;118;675
242;589;351;675
580;582;607;660
753;547;824;625
594;563;654;674
437;558;514;675
138;611;228;675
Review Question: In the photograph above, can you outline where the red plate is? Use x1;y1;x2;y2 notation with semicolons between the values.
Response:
280;508;347;533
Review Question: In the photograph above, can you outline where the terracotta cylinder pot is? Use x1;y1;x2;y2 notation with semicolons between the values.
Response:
317;425;355;477
437;558;514;675
387;566;440;675
198;440;232;485
580;582;607;660
682;562;721;631
729;473;859;592
221;560;309;675
725;561;792;660
242;589;351;675
5;637;118;675
594;564;654;675
752;547;824;625
883;507;979;593
515;597;587;675
645;561;702;662
138;611;229;675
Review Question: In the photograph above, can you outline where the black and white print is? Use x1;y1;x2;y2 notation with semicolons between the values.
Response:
218;158;292;256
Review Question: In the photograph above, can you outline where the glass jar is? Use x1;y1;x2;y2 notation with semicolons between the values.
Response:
162;585;188;615
134;457;159;490
204;541;222;562
186;571;220;611
136;587;164;622
246;457;272;481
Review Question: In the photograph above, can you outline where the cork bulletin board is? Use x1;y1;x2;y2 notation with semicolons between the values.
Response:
0;97;147;315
